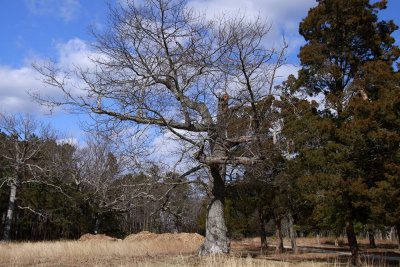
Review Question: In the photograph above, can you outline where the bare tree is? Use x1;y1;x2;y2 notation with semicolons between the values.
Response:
34;0;286;255
74;134;124;234
0;113;54;241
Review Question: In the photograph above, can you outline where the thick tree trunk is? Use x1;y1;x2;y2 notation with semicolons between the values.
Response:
288;210;297;253
345;219;361;266
258;208;267;252
396;224;400;250
198;95;231;256
198;164;230;256
274;211;284;253
2;182;18;242
368;229;376;248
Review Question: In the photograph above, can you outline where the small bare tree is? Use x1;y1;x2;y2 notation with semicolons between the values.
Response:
0;113;55;241
34;0;286;255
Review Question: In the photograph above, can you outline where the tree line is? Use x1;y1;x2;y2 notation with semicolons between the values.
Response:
0;113;203;241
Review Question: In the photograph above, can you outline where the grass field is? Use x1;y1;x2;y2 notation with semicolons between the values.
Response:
0;233;398;266
0;240;326;267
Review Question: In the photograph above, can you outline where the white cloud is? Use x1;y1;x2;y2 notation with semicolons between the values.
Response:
188;0;316;56
0;38;94;116
0;66;51;114
188;0;315;28
275;64;300;81
152;131;182;159
150;129;205;172
24;0;81;22
56;137;79;147
55;38;94;69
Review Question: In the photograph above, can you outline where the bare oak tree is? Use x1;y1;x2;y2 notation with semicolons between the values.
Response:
34;0;285;255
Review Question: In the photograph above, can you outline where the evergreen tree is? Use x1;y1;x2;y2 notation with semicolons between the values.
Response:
296;0;399;264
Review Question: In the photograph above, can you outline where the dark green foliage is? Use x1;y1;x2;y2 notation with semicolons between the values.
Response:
291;0;400;262
224;182;259;239
298;0;399;101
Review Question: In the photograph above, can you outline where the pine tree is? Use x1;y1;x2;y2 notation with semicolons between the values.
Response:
296;0;399;264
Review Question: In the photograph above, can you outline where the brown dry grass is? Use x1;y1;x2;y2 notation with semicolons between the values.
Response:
78;233;120;241
0;238;199;266
0;239;323;267
0;235;397;266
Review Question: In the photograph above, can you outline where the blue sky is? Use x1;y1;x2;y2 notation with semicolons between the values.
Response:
0;0;399;143
1;0;106;68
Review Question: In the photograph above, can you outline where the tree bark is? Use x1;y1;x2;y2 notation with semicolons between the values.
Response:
94;214;101;235
345;219;361;266
368;229;376;248
390;227;395;241
396;224;400;250
288;210;297;253
198;95;231;256
197;164;230;256
274;211;284;253
173;215;179;234
2;181;18;242
334;236;339;247
258;208;267;252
